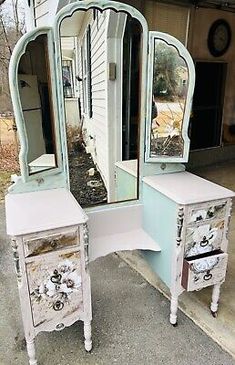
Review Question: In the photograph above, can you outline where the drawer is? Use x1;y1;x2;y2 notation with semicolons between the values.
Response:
181;251;228;291
26;250;83;327
24;227;79;257
184;220;225;258
187;200;227;225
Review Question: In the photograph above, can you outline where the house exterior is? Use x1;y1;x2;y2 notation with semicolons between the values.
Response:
23;0;235;173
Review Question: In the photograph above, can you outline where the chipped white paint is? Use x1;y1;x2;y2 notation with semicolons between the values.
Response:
143;171;235;325
5;189;92;364
182;252;228;292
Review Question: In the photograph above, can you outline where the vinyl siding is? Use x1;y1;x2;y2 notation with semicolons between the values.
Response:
76;11;109;189
34;0;50;27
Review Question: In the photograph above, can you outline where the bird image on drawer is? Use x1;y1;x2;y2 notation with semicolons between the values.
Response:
26;251;83;327
188;200;227;224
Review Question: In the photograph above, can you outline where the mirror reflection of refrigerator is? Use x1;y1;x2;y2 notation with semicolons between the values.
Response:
18;74;46;163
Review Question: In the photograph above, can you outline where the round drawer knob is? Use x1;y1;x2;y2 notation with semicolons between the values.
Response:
56;323;65;330
50;240;58;248
53;300;64;311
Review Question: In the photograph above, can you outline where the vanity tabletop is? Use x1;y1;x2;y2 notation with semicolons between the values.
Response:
5;188;88;236
143;171;235;205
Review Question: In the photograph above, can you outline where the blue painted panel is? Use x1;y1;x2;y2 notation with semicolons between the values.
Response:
115;168;137;201
142;182;177;287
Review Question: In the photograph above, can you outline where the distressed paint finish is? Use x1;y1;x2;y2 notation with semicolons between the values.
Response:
27;251;83;327
11;239;22;282
182;253;228;291
6;190;92;364
184;220;225;257
188;200;228;223
24;227;79;257
142;173;234;325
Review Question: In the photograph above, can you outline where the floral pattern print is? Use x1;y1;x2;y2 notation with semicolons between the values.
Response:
31;259;82;307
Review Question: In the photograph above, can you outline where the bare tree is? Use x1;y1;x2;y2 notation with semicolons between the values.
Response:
0;0;25;112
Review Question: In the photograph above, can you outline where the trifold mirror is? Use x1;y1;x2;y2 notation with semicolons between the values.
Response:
59;7;144;208
12;1;195;207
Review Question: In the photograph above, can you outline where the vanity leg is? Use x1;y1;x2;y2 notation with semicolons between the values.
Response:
84;321;92;352
170;295;178;326
26;338;37;365
210;284;221;317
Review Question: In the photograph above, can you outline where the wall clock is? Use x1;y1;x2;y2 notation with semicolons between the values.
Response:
208;19;231;57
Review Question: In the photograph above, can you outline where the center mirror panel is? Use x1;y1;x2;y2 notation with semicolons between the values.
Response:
60;8;142;208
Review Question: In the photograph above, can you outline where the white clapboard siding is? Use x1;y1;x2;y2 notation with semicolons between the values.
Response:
34;0;50;27
89;11;109;189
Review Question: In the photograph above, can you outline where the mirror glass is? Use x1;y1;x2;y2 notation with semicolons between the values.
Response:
18;34;57;174
150;39;188;158
60;8;143;207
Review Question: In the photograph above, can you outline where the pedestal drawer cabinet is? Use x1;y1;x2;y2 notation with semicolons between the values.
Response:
143;171;235;325
5;188;92;365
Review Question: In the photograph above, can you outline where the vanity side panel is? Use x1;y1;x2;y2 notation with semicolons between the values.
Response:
115;167;137;201
142;182;177;288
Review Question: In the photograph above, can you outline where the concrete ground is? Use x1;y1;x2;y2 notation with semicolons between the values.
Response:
1;204;235;365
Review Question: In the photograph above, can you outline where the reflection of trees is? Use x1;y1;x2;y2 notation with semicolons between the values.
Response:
150;41;187;158
153;41;186;102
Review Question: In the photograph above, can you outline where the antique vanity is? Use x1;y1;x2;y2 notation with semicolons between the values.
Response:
6;0;234;363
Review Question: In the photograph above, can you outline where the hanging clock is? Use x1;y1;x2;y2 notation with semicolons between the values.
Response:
208;19;231;57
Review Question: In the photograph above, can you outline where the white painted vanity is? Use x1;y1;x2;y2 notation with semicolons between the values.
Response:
6;0;234;363
6;188;92;364
142;171;234;324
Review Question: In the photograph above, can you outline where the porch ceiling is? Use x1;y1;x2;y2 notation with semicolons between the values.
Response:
159;0;235;12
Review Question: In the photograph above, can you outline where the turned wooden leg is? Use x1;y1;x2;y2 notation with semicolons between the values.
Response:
84;321;92;352
210;284;221;317
170;295;178;326
26;338;37;365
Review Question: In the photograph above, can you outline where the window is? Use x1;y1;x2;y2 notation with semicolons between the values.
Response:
62;60;74;98
81;25;92;118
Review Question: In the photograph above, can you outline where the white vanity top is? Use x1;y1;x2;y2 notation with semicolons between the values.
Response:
28;154;56;173
143;171;235;205
5;188;88;236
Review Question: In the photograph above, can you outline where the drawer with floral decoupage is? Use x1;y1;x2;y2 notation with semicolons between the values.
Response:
26;249;84;328
181;250;228;291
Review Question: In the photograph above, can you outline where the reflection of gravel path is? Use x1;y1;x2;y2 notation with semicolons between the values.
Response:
69;144;107;208
151;135;183;157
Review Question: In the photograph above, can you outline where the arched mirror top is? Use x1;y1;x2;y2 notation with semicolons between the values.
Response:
9;27;62;182
145;31;195;163
54;0;148;32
